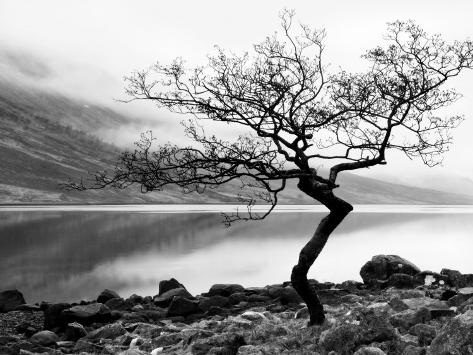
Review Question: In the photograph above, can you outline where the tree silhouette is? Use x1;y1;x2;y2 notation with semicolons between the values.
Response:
69;11;473;325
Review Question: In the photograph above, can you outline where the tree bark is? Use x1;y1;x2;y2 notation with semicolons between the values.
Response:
291;177;353;325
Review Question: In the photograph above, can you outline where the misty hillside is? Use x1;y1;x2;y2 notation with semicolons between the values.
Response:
1;76;473;205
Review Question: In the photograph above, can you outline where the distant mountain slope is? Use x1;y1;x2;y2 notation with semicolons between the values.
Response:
1;77;473;205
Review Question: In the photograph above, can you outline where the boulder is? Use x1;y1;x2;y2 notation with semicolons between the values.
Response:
0;290;26;312
360;255;420;285
440;268;464;287
428;310;473;354
30;330;59;346
61;303;112;325
153;287;193;307
64;322;87;341
198;295;229;311
167;297;202;317
97;289;120;304
208;284;245;297
43;303;71;329
105;297;134;311
158;278;185;295
229;292;249;305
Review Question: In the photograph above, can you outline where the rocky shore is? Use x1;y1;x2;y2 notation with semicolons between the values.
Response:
1;255;473;355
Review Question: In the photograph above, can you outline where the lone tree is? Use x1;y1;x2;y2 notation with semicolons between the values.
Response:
69;11;473;325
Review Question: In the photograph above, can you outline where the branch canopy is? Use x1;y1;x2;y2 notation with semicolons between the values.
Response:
68;11;473;221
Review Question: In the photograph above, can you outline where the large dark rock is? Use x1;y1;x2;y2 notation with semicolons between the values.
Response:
104;297;134;311
153;287;193;307
0;290;26;312
440;269;473;288
64;322;87;341
167;296;202;317
198;295;229;311
428;310;473;354
97;289;120;304
159;278;185;296
61;303;112;325
207;284;245;297
360;255;420;286
43;303;71;330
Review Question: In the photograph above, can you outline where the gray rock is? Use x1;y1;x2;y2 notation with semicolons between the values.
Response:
428;310;473;354
30;330;58;346
97;289;120;304
105;297;134;311
61;302;112;325
159;278;185;295
64;322;87;341
43;302;71;329
86;323;126;340
0;290;26;312
229;292;249;305
440;268;464;287
167;296;201;317
408;323;436;346
360;255;420;285
320;309;395;353
390;308;431;329
198;295;229;311
208;284;245;297
153;287;193;307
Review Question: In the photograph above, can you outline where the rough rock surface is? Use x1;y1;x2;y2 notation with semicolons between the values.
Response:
1;256;473;355
360;255;421;285
0;290;26;312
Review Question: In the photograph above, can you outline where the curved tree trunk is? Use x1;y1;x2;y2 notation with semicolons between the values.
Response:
291;177;353;326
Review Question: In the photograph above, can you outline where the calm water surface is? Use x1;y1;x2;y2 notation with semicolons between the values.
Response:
0;205;472;303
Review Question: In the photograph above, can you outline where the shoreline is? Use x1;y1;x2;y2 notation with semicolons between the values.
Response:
1;255;473;354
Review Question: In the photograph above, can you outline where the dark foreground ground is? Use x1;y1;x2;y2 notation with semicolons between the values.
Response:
1;255;473;355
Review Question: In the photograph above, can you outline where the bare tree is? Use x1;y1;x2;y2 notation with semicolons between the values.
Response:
68;11;473;325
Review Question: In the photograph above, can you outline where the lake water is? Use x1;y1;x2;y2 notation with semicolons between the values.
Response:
1;205;472;304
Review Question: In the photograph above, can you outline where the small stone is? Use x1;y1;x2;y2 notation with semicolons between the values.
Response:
30;330;59;346
240;311;265;321
354;346;387;355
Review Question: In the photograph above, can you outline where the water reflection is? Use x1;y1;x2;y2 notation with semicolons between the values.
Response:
0;209;472;303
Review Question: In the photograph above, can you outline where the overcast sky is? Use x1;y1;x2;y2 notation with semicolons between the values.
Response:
1;0;473;180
